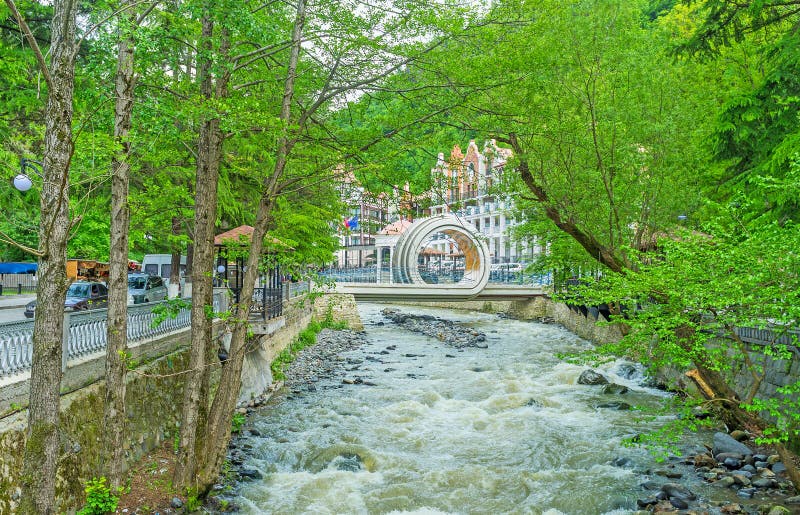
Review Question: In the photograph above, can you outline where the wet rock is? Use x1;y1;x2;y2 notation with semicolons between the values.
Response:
381;309;488;348
771;462;787;475
694;453;717;468
239;468;263;480
670;498;689;509
730;430;748;442
636;497;658;507
334;453;363;472
640;480;661;491
577;369;608;385
616;363;639;379
613;457;633;468
713;432;753;457
661;482;696;501
602;383;629;395
723;457;742;469
787;496;800;504
732;474;751;486
767;507;792;515
752;478;775;488
737;488;755;499
596;401;631;410
714;476;735;488
171;497;184;509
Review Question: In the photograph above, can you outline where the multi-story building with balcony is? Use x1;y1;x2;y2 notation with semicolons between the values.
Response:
425;140;538;264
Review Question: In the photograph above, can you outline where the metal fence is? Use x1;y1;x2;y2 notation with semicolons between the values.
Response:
318;266;553;286
0;274;37;295
0;281;316;378
0;292;224;378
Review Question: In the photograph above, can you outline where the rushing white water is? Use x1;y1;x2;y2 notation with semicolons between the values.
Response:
231;303;684;514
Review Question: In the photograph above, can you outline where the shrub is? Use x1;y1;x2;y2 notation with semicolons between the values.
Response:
77;477;119;515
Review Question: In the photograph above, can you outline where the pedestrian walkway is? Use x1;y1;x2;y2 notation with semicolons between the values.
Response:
0;294;35;311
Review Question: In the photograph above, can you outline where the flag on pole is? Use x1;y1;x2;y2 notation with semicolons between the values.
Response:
343;215;359;230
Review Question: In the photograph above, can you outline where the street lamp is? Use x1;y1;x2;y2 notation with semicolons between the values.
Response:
12;158;43;192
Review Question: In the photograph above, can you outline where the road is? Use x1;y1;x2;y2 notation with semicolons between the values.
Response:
0;295;34;324
0;308;28;324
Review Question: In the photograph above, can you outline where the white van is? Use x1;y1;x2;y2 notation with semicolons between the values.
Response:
141;254;186;297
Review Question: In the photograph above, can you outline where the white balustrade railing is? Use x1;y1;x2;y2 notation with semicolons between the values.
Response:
288;281;310;298
0;290;230;378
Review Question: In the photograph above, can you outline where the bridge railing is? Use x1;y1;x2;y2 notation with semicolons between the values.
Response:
319;265;553;286
0;290;226;379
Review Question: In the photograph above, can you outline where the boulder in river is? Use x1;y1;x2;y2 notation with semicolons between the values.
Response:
661;482;696;501
602;383;629;395
577;369;608;385
713;432;753;457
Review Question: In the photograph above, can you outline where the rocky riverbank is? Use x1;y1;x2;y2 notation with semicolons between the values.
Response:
580;368;799;514
379;307;488;348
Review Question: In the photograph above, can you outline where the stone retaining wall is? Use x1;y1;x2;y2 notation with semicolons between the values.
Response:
313;293;364;331
0;296;343;514
402;297;623;344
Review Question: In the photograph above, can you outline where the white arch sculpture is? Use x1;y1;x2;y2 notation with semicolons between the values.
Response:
390;214;490;296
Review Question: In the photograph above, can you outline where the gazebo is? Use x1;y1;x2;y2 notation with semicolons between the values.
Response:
214;225;289;317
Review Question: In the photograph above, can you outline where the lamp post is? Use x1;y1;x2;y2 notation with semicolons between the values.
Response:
12;158;44;192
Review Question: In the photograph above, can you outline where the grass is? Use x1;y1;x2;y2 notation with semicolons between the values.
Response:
270;312;348;381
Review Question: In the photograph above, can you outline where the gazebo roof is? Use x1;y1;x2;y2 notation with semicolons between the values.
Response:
420;247;445;256
379;219;412;235
214;225;291;249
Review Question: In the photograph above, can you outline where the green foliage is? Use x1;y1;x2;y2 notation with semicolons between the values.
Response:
270;315;347;381
77;477;119;515
568;218;800;447
149;298;192;328
231;412;246;434
184;488;202;512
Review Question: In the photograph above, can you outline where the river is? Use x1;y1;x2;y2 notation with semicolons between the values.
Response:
223;303;769;514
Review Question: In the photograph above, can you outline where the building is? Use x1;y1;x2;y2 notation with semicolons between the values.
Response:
425;140;538;264
333;140;540;269
334;170;390;268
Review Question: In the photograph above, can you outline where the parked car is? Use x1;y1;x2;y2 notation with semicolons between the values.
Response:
127;273;168;305
24;281;109;318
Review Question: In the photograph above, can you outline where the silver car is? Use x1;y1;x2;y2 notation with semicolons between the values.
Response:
127;274;168;304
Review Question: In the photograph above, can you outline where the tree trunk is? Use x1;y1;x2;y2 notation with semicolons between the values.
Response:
174;13;227;492
170;217;182;298
15;0;79;512
503;132;628;274
104;2;137;488
196;0;306;491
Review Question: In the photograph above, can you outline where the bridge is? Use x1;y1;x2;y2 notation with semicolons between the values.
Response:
321;214;550;301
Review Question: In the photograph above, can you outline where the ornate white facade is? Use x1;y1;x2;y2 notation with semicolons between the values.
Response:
425;140;538;264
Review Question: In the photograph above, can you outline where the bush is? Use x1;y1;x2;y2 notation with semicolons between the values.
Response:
77;477;119;515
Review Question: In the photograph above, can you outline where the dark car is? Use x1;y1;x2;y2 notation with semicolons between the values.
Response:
127;273;168;304
24;281;109;318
